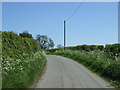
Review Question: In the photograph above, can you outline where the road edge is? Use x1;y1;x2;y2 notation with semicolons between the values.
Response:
28;56;47;89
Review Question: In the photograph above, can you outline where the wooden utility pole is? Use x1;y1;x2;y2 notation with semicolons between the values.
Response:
64;20;66;50
118;1;120;44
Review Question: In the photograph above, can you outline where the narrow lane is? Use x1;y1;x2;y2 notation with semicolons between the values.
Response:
35;55;113;88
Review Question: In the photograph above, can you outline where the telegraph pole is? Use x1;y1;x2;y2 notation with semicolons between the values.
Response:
118;1;120;44
64;20;66;50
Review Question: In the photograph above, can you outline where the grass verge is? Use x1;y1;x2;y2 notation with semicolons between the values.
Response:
2;51;46;89
29;55;47;88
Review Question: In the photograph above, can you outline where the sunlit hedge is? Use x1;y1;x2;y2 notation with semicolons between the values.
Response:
48;44;120;55
2;31;46;88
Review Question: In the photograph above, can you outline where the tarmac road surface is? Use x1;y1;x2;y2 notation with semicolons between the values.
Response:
35;55;113;88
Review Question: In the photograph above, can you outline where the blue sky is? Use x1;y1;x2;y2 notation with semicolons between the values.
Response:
2;2;118;47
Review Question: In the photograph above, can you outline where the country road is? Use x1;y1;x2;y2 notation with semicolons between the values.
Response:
35;55;113;88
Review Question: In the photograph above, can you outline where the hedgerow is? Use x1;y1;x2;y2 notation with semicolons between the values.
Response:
48;44;120;55
2;31;46;88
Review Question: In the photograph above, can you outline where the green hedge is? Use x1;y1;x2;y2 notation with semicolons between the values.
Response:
2;31;40;58
47;45;104;52
2;31;46;88
104;44;120;56
48;44;120;54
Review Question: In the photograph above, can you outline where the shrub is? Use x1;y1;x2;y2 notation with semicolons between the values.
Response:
2;31;46;88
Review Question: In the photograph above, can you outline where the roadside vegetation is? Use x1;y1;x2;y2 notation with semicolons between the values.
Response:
47;44;120;88
0;31;2;89
2;31;47;88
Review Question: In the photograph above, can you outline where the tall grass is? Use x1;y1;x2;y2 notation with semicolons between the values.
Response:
51;50;120;88
2;51;46;88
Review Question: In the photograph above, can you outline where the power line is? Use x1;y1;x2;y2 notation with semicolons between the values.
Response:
54;21;63;32
50;1;84;35
63;1;84;47
65;1;84;21
49;1;85;47
47;21;63;35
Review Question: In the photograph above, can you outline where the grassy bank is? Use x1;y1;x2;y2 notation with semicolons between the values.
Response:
48;50;120;88
2;31;46;88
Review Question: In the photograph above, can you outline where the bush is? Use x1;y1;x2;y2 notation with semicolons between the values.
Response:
2;31;46;88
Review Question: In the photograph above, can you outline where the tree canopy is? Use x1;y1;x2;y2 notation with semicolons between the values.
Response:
36;35;54;49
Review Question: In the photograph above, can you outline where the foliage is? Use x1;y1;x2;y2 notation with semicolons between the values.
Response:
104;44;120;56
2;51;46;88
57;44;63;48
19;31;33;38
0;31;2;89
48;44;120;55
47;45;104;52
36;34;54;49
2;31;46;88
48;38;54;49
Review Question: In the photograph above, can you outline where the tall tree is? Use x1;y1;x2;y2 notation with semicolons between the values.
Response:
48;38;54;49
36;35;54;49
